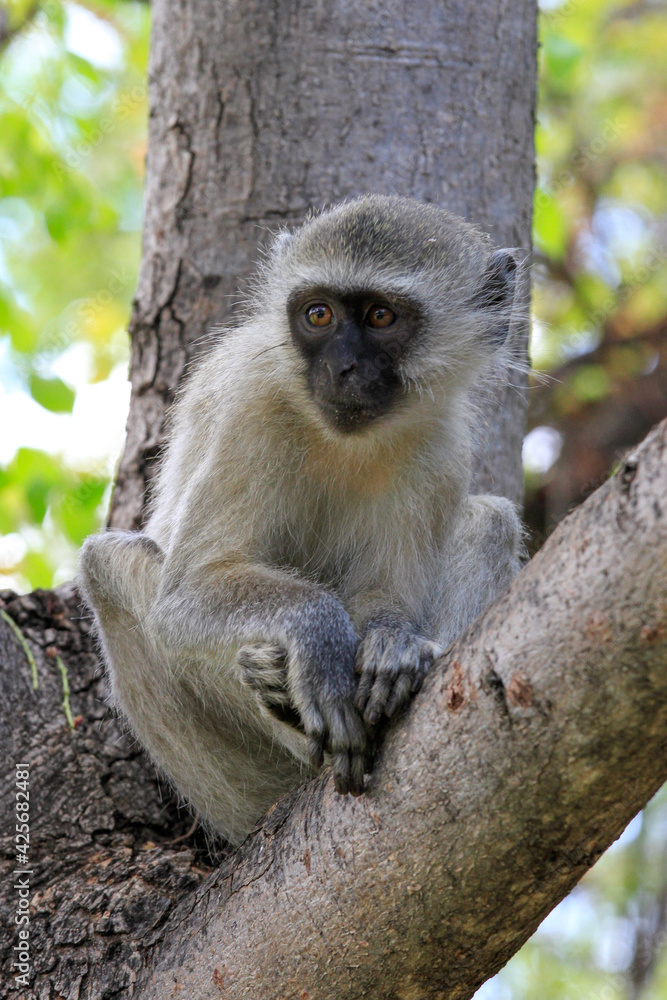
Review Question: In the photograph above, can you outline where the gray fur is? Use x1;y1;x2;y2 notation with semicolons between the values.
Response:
79;195;523;846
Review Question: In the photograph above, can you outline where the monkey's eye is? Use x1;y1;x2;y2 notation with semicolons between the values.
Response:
305;304;334;328
366;304;396;329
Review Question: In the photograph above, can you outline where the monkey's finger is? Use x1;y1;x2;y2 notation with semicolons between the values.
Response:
385;672;414;718
354;669;376;712
409;644;440;694
303;702;327;769
364;674;394;726
261;686;293;709
411;670;426;693
238;644;289;700
354;637;375;674
308;734;325;770
333;751;351;795
410;658;430;694
418;642;443;676
349;752;365;797
329;702;367;753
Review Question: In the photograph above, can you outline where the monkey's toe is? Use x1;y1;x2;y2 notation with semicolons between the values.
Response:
238;643;305;729
238;643;289;700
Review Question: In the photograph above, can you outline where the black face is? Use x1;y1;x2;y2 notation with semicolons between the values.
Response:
288;287;423;434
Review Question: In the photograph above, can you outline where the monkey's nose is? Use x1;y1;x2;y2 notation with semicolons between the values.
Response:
338;358;357;380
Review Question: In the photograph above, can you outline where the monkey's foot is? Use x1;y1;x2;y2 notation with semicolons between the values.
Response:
237;643;303;731
354;627;443;726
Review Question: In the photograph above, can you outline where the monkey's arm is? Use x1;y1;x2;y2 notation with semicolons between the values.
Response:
351;495;522;726
434;494;523;647
107;541;367;796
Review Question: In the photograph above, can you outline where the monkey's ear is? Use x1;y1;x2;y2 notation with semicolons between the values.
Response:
474;249;517;344
271;231;295;257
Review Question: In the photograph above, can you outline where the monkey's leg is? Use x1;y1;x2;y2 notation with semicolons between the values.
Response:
79;531;163;617
80;534;312;844
433;494;523;648
78;531;170;716
148;559;368;796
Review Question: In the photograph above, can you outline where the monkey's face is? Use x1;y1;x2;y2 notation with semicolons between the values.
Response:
287;287;423;434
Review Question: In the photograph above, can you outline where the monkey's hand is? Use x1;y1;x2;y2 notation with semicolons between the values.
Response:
238;607;368;797
354;626;443;726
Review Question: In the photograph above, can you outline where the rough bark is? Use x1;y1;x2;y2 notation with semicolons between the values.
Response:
1;419;665;1000
110;0;537;530
0;586;221;1000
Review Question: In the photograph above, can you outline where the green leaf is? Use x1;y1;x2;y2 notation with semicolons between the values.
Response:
0;294;37;352
569;364;612;404
28;373;76;413
19;549;55;590
533;190;568;260
53;478;108;544
2;448;62;525
543;33;583;90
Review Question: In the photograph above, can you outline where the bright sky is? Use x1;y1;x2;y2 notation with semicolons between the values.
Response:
0;340;130;470
0;3;131;484
64;1;124;70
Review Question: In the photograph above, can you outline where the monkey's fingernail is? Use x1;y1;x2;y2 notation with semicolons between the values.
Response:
367;710;380;726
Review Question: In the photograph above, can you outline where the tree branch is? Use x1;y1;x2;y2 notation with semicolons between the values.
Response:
1;423;665;1000
136;417;667;1000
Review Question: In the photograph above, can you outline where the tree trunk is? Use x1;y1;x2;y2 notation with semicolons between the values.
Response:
110;0;537;531
0;585;216;1000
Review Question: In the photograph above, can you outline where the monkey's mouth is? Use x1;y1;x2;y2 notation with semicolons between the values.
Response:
309;364;402;434
316;392;393;434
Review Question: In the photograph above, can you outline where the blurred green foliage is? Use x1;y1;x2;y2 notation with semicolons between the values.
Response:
526;0;667;536
484;1;667;996
0;0;148;589
0;2;666;995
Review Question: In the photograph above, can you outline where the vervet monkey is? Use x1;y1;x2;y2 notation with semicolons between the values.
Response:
80;195;523;846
